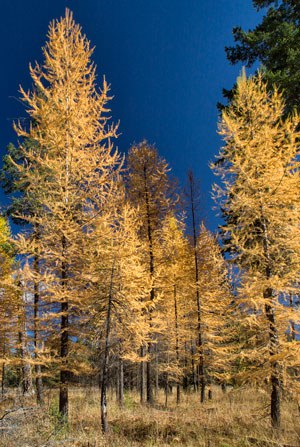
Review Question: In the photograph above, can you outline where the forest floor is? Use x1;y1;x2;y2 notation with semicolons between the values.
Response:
0;386;299;447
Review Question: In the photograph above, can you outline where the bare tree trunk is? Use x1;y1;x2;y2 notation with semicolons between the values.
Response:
173;284;180;404
1;362;5;397
140;345;145;403
118;349;124;406
116;367;119;401
59;235;68;421
208;387;212;400
191;341;197;392
146;343;153;404
33;228;43;404
1;337;6;396
188;171;205;403
145;167;155;405
18;329;33;395
155;344;159;398
18;297;33;397
221;383;227;393
100;261;115;433
289;294;296;341
165;373;169;407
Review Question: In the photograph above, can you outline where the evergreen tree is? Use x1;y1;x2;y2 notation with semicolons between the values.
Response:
224;0;300;113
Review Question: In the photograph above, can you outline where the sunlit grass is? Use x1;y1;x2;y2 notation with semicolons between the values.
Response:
0;386;299;446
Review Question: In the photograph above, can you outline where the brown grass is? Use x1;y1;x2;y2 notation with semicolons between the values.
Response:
0;386;299;447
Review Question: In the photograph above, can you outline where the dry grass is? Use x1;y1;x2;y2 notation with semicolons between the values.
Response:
0;386;299;447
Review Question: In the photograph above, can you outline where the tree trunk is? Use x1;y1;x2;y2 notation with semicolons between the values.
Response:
18;305;33;396
1;337;5;396
261;209;281;428
59;235;68;420
289;294;296;341
188;171;205;403
173;283;180;404
118;351;124;406
100;261;115;433
33;232;43;404
140;345;145;403
146;343;153;404
1;362;5;397
155;344;159;398
165;373;169;407
144;167;155;405
221;383;227;393
191;342;197;392
265;293;281;428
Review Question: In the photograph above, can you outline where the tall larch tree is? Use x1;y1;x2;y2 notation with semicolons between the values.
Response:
212;71;300;427
87;195;150;432
126;141;175;404
185;171;206;402
196;223;233;395
12;9;120;421
160;213;193;404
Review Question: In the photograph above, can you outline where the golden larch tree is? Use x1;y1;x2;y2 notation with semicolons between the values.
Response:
212;71;300;427
12;9;121;421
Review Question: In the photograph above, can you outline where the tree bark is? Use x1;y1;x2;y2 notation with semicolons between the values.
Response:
188;171;205;402
289;294;296;341
140;345;145;403
118;348;124;406
155;344;159;398
18;300;33;396
261;208;281;428
59;234;68;420
165;373;169;407
33;227;43;404
100;261;115;433
173;284;180;404
144;166;155;405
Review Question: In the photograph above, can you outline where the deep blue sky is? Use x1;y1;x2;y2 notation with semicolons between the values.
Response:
0;0;262;231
